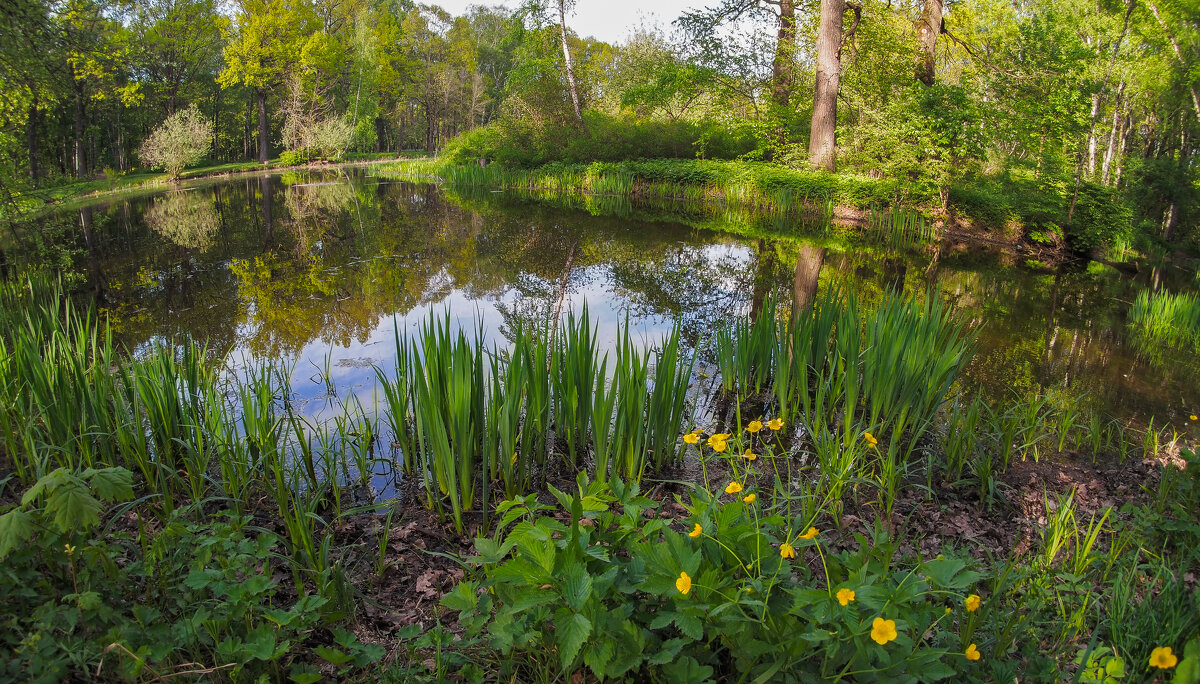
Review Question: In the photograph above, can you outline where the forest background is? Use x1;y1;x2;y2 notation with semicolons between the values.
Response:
0;0;1197;255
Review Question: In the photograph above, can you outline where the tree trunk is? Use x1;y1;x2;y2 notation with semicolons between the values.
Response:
791;244;826;317
770;0;797;147
27;95;41;187
557;0;585;129
809;0;843;172
1086;93;1100;177
914;0;943;86
73;78;87;178
257;89;269;163
1101;85;1125;185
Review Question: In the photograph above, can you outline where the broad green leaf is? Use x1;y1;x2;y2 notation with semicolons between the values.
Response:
81;467;134;502
44;480;103;533
558;612;592;670
0;509;34;559
562;565;592;612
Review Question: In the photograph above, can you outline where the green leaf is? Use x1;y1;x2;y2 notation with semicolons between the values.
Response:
243;624;278;661
441;581;480;612
0;509;34;559
562;565;593;612
558;612;592;670
81;467;134;502
21;469;70;506
44;479;103;533
314;646;353;666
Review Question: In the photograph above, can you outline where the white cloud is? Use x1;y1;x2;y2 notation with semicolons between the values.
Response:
421;0;702;44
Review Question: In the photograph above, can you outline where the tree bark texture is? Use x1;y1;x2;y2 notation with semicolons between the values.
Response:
915;0;943;86
558;0;585;128
73;78;86;177
770;0;797;146
809;0;843;172
257;89;269;163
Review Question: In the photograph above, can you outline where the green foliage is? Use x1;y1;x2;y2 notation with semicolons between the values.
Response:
1129;290;1200;352
445;473;1000;681
137;104;215;180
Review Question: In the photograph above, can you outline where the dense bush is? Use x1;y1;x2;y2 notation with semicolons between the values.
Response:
137;105;214;180
441;112;757;167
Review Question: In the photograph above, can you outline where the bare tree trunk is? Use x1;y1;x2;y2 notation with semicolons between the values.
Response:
1101;84;1125;185
557;0;585;129
1086;93;1101;177
73;78;86;177
27;94;41;187
791;244;826;317
1114;114;1130;187
770;0;797;148
809;0;844;172
915;0;943;86
257;89;269;163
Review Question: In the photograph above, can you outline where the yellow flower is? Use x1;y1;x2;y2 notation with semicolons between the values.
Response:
945;607;952;615
747;420;763;433
766;418;784;431
64;544;76;556
725;481;743;495
965;644;981;661
870;617;898;645
683;433;700;444
1191;414;1198;421
801;526;819;540
965;594;981;612
707;433;730;446
742;449;757;461
836;588;856;606
742;492;756;503
676;571;692;595
710;439;728;453
780;543;796;559
863;431;878;448
1150;646;1178;669
689;523;702;538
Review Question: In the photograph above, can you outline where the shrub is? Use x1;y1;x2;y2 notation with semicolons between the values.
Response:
137;105;214;180
443;474;1001;681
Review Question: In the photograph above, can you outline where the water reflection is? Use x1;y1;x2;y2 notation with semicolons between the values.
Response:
45;167;1200;435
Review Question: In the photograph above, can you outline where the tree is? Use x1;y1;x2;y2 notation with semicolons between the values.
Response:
915;0;943;86
554;0;585;128
810;0;846;171
218;0;308;163
138;104;214;179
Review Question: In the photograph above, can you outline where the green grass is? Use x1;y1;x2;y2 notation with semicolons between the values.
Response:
1129;289;1200;351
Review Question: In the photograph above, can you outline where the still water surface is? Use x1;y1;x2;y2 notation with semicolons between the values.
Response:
53;166;1200;442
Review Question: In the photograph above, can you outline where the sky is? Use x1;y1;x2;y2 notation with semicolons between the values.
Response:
422;0;704;44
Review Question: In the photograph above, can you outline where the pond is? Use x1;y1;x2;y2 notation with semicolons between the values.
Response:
35;165;1200;467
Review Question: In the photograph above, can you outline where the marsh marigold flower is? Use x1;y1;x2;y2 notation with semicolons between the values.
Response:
684;433;700;444
801;526;819;540
725;481;743;494
742;449;757;461
747;420;763;433
965;594;981;612
836;588;856;606
767;418;784;431
689;523;702;538
863;431;878;448
965;644;981;661
1150;647;1178;669
870;617;898;645
1191;414;1198;421
780;543;796;559
676;571;692;595
710;439;728;453
742;492;756;503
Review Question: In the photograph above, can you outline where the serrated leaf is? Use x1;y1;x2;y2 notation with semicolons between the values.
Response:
441;581;479;612
562;565;592;612
0;509;34;559
558;612;592;670
314;646;352;666
243;624;277;661
21;469;70;506
81;467;134;503
674;612;703;640
44;480;102;533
